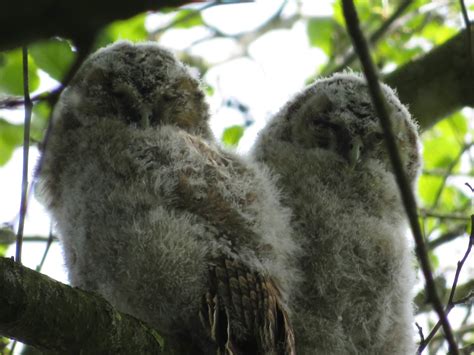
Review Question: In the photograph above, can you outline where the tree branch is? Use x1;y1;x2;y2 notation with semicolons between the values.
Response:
385;28;474;131
0;0;201;51
415;280;474;314
418;215;474;353
0;257;166;353
340;1;458;353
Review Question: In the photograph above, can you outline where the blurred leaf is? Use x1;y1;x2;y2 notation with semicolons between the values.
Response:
438;186;470;212
0;336;10;353
418;175;443;206
0;225;15;245
422;117;462;170
445;112;468;139
97;13;148;47
0;118;23;166
173;9;204;29
29;39;75;81
0;49;39;95
222;125;244;147
31;102;51;143
377;39;424;66
307;18;334;55
204;84;214;96
429;251;440;269
333;1;384;32
420;22;456;45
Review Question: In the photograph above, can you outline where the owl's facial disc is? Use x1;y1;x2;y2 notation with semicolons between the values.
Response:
299;117;364;168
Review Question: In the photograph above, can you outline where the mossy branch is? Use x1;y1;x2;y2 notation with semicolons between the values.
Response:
0;257;165;354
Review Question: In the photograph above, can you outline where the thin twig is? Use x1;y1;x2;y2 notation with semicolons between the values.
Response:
36;223;55;272
452;291;474;306
431;142;474;210
418;215;473;353
416;322;425;343
340;1;458;354
420;210;469;221
428;227;468;250
15;47;33;265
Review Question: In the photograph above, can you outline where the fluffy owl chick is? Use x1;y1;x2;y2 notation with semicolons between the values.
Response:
36;41;299;354
251;73;421;354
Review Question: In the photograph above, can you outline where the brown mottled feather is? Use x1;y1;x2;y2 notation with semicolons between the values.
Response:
202;258;295;355
171;135;295;354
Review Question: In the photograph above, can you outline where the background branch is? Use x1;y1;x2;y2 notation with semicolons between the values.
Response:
385;28;474;131
418;215;474;353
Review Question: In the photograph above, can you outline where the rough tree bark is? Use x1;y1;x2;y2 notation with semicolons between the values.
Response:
0;257;166;354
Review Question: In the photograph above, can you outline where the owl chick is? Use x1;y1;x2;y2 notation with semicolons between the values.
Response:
36;41;299;354
251;73;421;354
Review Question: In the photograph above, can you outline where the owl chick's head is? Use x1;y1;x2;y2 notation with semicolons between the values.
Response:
57;41;211;138
257;73;421;182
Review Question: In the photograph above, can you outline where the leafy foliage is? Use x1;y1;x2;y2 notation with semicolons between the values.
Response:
0;119;23;166
0;49;39;95
29;39;75;82
222;125;244;147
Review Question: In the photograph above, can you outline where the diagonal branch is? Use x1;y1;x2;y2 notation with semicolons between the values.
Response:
418;215;474;353
340;1;458;353
0;257;165;353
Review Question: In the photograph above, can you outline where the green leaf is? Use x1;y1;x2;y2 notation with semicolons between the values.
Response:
0;49;39;95
173;9;204;29
29;39;75;81
445;112;468;138
222;125;244;147
307;18;334;55
31;102;51;143
0;118;23;166
418;175;443;206
421;116;462;171
100;13;148;45
0;336;11;353
420;22;457;45
429;251;440;269
0;225;15;245
377;40;423;66
204;84;214;96
439;186;470;212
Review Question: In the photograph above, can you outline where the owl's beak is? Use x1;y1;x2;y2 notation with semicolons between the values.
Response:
347;137;362;168
139;107;152;128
